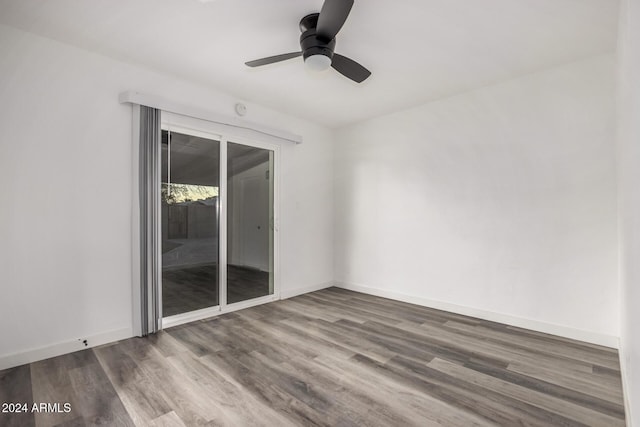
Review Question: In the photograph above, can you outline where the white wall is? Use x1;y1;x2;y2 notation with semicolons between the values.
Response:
617;0;640;423
334;55;619;345
0;24;334;367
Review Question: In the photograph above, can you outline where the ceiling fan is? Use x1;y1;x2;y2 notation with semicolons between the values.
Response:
245;0;371;83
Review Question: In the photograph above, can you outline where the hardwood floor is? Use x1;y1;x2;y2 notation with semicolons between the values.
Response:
0;288;626;426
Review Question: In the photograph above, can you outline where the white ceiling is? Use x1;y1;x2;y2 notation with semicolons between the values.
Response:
0;0;619;128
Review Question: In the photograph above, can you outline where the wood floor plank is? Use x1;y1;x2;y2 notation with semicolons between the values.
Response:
132;345;230;426
248;314;358;361
324;288;482;326
296;293;403;325
213;314;319;361
93;343;173;425
335;318;508;369
165;322;224;357
350;352;531;426
1;287;627;426
445;320;621;370
202;350;329;426
330;293;454;325
201;316;310;364
592;364;625;387
66;361;135;426
428;357;625;427
387;354;588;427
439;321;596;373
308;352;494;427
394;318;601;379
505;324;620;354
463;359;626;419
277;298;344;323
149;411;188;427
167;351;297;427
280;317;398;363
30;350;98;427
145;330;191;358
250;350;392;427
0;364;35;427
313;291;454;327
507;361;624;404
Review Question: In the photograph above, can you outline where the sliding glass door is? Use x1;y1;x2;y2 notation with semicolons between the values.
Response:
159;119;278;325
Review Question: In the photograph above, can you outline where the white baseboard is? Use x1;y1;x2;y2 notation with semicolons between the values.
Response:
0;327;132;371
619;342;634;427
334;281;619;349
281;281;335;300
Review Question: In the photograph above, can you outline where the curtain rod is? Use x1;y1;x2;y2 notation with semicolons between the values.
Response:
119;91;303;145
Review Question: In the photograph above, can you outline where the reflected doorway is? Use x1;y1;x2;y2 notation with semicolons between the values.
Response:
227;142;274;304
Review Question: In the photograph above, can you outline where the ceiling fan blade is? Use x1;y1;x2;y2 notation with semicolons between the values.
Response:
245;52;302;67
316;0;354;41
331;53;371;83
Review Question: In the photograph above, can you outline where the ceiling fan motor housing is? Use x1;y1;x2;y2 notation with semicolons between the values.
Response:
245;3;371;83
299;13;335;61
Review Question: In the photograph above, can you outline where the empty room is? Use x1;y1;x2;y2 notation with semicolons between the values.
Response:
0;0;638;426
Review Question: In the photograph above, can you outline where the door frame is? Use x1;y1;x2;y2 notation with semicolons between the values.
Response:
160;112;281;329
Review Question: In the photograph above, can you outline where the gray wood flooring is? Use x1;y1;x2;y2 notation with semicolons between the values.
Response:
0;288;626;426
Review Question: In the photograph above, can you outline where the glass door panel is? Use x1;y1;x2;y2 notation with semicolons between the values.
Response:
226;142;274;304
161;130;220;316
